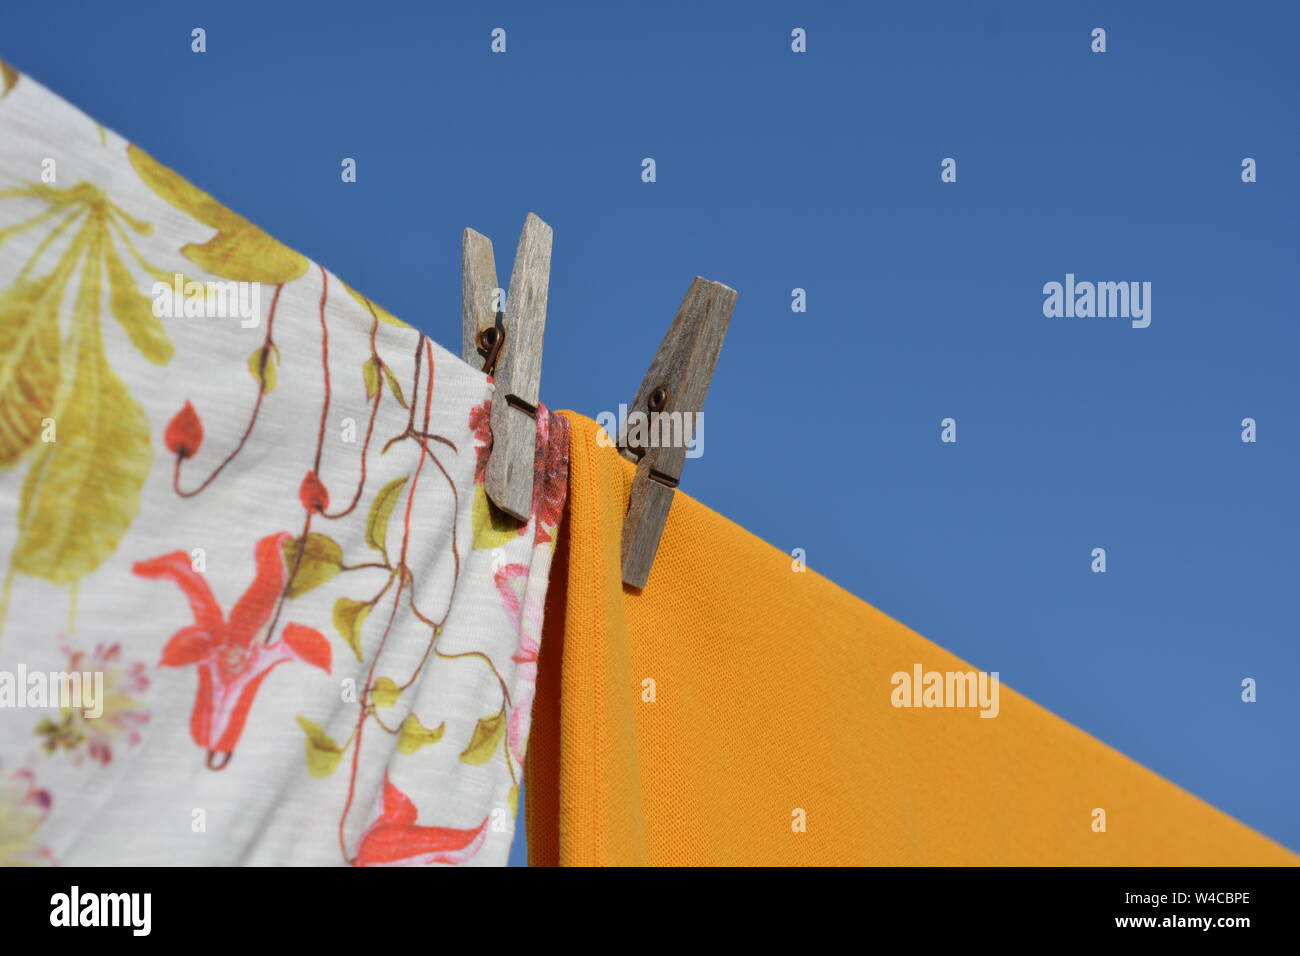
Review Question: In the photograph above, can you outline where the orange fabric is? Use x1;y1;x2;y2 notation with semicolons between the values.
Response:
526;412;1296;866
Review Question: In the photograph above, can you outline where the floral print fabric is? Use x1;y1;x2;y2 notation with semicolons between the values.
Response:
0;63;567;865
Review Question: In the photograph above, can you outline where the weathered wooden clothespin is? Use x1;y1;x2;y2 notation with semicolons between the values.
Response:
461;213;552;521
618;277;737;588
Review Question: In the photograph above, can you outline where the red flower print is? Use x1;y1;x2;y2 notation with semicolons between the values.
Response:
298;470;330;513
469;399;492;485
530;405;568;546
164;401;204;459
354;775;488;866
468;400;568;545
133;532;332;770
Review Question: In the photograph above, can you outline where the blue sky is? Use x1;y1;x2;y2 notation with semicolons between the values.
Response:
4;1;1296;864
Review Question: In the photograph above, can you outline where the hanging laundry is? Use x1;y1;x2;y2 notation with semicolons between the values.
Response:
526;412;1296;865
0;63;567;866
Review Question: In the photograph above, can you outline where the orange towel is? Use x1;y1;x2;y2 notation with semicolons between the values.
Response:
526;411;1296;866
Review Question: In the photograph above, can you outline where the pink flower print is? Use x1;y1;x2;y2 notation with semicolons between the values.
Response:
36;641;150;766
0;763;55;866
494;563;542;766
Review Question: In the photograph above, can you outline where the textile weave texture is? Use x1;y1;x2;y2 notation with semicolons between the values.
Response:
0;63;568;866
526;412;1296;865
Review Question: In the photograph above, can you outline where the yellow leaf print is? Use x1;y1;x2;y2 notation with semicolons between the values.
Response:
459;711;505;766
332;596;370;661
0;181;175;597
397;713;445;755
0;273;61;467
295;716;344;778
0;60;16;97
13;284;150;586
471;482;521;550
371;677;402;709
127;145;308;285
365;476;407;556
0;179;177;387
247;343;280;392
103;239;171;364
0;192;100;468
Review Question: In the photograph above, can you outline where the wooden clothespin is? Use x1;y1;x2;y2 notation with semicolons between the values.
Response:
618;277;737;588
461;213;553;521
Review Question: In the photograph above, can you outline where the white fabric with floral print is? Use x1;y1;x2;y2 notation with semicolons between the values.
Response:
0;63;566;866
